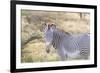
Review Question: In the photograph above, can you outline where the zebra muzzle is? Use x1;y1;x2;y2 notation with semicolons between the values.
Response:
46;48;50;53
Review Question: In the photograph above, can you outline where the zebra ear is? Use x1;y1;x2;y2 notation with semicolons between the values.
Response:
52;24;56;28
51;24;53;26
50;23;55;26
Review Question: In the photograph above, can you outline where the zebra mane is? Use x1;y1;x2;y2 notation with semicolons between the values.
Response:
56;27;70;35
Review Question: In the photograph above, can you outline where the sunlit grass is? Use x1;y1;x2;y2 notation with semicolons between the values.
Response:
21;42;60;62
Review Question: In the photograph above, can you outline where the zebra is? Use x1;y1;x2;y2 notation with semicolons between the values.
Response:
43;23;90;61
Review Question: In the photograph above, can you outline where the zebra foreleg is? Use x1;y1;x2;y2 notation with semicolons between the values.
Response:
57;48;67;61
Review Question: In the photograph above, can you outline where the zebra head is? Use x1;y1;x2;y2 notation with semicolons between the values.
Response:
43;22;56;53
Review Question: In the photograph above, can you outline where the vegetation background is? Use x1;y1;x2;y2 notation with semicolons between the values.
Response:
21;10;90;63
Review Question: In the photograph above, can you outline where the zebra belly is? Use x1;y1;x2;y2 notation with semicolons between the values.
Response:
62;46;80;58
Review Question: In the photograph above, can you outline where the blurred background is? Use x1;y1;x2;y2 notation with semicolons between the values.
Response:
21;10;90;63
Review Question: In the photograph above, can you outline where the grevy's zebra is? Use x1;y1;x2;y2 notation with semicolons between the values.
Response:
43;23;90;60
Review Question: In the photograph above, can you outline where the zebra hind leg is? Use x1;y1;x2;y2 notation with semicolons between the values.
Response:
80;48;90;59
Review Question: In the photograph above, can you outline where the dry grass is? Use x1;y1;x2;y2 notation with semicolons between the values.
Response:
21;42;59;62
21;10;90;63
